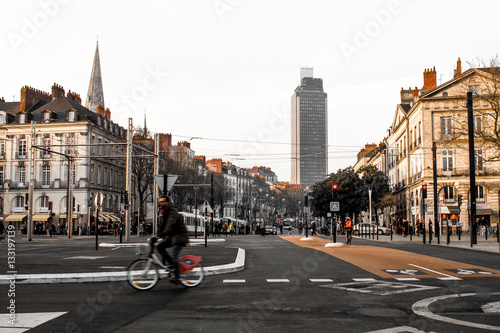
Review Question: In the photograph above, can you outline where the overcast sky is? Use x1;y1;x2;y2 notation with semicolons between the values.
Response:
1;0;499;182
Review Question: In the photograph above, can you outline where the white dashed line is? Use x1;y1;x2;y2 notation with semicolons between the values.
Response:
352;278;377;282
395;278;420;281
266;279;290;283
310;279;333;283
223;279;246;283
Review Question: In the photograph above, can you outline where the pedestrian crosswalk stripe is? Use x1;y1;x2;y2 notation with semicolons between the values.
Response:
438;277;462;281
310;279;333;282
352;278;377;282
223;279;246;283
395;278;420;281
266;279;290;283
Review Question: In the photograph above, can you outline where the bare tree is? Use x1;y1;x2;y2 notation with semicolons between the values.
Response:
131;126;155;219
446;56;500;164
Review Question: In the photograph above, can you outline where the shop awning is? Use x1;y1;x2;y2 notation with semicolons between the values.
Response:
448;206;460;214
59;214;78;219
476;209;492;216
33;214;50;221
5;214;27;222
439;206;450;214
108;214;120;222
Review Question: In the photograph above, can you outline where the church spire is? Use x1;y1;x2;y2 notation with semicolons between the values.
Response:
85;41;105;112
144;108;148;136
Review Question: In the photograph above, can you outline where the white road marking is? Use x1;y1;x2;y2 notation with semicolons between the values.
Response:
99;266;126;269
412;293;500;331
408;264;461;280
366;326;426;333
223;279;246;283
0;312;67;332
352;278;377;282
63;256;107;260
482;301;500;313
310;279;333;283
266;279;290;283
395;278;420;281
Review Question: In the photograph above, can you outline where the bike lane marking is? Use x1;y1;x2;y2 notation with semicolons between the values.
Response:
282;236;500;280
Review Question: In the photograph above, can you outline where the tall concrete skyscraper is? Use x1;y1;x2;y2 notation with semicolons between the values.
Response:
291;68;328;187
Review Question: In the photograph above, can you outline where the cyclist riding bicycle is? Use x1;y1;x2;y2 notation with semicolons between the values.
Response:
150;195;189;284
345;217;353;244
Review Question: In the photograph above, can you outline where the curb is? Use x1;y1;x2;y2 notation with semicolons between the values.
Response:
0;248;245;285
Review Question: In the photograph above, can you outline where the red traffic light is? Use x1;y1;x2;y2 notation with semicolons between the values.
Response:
332;184;338;190
422;184;427;190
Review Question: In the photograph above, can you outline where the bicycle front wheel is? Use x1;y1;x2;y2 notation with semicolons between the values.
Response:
179;262;205;288
127;259;159;291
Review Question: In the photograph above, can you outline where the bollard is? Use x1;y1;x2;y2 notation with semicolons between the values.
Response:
429;221;432;244
446;223;450;245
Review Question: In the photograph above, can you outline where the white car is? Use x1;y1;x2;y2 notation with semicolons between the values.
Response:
352;223;388;235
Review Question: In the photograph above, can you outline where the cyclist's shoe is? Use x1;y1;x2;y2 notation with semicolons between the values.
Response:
168;277;180;284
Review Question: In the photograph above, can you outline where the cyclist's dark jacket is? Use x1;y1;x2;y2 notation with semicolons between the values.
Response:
157;205;189;245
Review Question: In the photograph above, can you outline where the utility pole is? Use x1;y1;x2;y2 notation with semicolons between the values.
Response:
153;133;159;234
432;142;439;244
125;118;133;242
467;92;477;246
67;156;74;238
27;121;36;241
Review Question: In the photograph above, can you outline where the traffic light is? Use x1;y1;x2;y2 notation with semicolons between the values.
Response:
422;184;427;199
332;184;338;190
304;195;308;207
458;195;463;207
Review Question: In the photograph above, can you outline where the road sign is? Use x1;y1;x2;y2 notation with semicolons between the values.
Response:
330;202;339;212
121;209;125;217
201;200;213;213
154;174;178;193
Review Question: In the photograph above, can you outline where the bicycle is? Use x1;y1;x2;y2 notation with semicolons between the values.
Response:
127;239;205;291
346;229;352;245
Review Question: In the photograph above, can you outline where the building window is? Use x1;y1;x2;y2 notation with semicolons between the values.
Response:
476;185;485;201
43;112;51;123
42;138;51;158
474;116;482;136
18;139;27;158
18;113;26;124
72;164;76;186
440;117;452;139
0;112;5;125
471;85;481;95
40;195;49;209
475;149;484;171
68;110;75;122
90;163;94;184
442;150;453;172
98;165;102;185
42;165;50;186
18;165;26;183
15;196;24;209
443;186;454;202
0;166;3;186
0;143;4;158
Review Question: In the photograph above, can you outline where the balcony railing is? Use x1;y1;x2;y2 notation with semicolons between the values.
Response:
437;167;500;177
34;181;53;189
10;181;28;189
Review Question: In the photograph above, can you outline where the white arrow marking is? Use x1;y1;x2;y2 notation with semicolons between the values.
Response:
482;301;500;314
0;312;67;332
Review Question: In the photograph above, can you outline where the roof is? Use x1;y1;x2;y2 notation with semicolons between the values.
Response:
0;102;21;114
29;96;96;122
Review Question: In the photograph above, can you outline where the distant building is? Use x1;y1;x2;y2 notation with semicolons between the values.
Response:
291;68;328;187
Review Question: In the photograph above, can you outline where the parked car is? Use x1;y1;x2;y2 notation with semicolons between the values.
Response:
353;223;388;235
283;218;294;231
265;225;277;235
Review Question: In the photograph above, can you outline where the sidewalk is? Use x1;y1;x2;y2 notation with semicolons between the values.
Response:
351;232;500;253
0;235;245;285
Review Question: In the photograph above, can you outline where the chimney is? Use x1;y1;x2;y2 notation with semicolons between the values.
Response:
412;86;419;100
177;141;190;148
400;87;413;104
20;86;51;112
51;83;65;100
454;58;462;79
104;108;111;121
158;133;172;152
422;67;437;91
96;103;105;117
67;90;82;104
0;97;4;103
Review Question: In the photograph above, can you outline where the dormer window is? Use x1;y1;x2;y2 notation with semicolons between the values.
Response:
68;110;75;122
103;119;108;129
43;111;51;123
18;113;26;124
0;112;6;125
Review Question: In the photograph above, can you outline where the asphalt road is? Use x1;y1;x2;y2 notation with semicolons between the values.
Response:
1;234;500;333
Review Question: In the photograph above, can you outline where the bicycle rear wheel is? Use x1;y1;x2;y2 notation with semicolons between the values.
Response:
179;261;205;287
127;259;159;291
